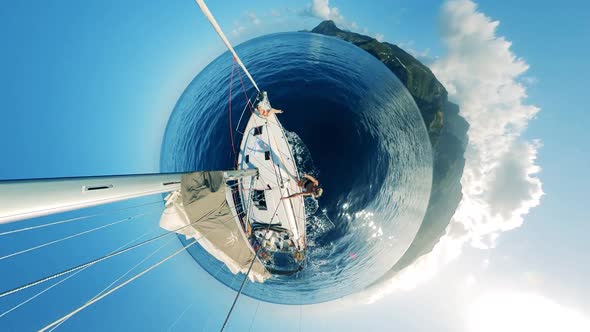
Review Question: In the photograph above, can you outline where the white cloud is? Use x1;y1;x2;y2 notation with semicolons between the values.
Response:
411;47;431;59
358;0;543;302
247;11;261;25
398;41;431;60
468;291;590;332
229;11;261;38
310;0;342;21
302;1;384;40
231;24;246;37
481;258;489;269
302;0;345;25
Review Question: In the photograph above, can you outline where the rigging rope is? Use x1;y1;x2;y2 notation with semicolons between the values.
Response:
229;59;237;166
247;301;260;332
0;209;159;262
220;185;286;332
47;236;179;331
94;236;177;299
38;240;199;332
237;66;255;114
7;181;254;327
195;0;260;93
0;227;159;319
219;176;259;331
299;304;303;332
0;210;228;299
229;61;258;168
0;199;163;237
166;303;194;332
235;95;254;136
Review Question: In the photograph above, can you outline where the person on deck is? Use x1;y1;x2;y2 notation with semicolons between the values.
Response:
256;91;283;118
281;174;323;200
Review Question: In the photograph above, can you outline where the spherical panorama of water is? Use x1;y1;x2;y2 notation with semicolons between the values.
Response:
160;32;433;304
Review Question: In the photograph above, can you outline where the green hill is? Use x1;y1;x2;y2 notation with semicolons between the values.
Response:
309;20;469;274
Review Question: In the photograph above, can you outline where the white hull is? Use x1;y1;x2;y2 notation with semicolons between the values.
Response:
237;112;306;251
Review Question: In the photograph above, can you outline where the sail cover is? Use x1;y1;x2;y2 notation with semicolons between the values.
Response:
159;171;270;282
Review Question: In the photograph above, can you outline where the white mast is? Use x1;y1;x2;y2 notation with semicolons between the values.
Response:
0;170;256;224
195;0;261;93
0;174;183;224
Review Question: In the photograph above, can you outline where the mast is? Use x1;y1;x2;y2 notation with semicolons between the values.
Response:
195;0;261;93
0;170;255;224
0;173;183;224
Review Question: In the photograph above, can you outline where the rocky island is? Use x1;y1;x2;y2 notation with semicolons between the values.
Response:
308;20;469;273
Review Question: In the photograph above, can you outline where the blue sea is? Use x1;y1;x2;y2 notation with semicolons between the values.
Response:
160;32;432;304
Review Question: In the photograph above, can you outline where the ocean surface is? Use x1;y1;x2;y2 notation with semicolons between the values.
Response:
160;32;432;304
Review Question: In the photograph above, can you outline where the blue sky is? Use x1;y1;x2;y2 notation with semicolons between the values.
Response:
1;0;589;331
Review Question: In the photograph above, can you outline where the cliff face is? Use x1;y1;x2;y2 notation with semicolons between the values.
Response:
311;20;447;145
309;20;469;273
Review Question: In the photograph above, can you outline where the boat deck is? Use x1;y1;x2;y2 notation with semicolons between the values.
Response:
236;112;306;251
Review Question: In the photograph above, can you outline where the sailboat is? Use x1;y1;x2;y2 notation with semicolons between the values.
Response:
159;0;307;281
0;0;307;329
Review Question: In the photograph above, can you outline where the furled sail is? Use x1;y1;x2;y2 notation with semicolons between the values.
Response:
159;171;270;282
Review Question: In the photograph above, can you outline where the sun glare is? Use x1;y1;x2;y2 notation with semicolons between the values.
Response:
467;291;590;332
